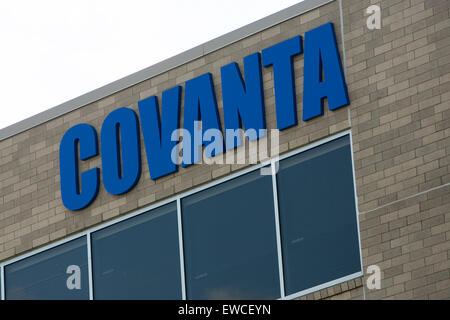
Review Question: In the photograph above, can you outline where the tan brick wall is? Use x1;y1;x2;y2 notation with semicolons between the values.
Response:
1;0;449;300
359;185;450;299
342;0;450;299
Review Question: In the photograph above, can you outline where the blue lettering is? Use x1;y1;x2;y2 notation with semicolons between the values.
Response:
139;86;181;179
182;73;222;166
262;36;302;130
59;22;350;211
59;124;99;211
221;52;266;150
101;107;141;195
303;22;349;121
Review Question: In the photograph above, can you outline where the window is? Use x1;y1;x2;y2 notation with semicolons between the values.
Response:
4;236;89;300
276;135;361;295
91;202;182;299
182;169;280;299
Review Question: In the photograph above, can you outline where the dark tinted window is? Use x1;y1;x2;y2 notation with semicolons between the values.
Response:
91;202;182;299
5;236;89;300
182;169;280;299
277;135;361;295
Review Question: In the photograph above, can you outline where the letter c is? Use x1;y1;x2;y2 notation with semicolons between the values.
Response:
59;124;99;210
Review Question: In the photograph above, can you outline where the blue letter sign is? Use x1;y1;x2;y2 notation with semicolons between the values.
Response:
59;22;349;211
101;107;141;195
262;36;302;130
303;22;349;121
139;86;181;180
221;52;266;149
59;124;99;211
182;73;222;166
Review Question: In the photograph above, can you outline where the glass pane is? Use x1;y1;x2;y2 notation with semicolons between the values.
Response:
277;135;361;295
91;202;182;299
5;236;89;300
182;169;280;300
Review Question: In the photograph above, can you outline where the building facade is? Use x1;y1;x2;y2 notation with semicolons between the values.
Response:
0;0;449;300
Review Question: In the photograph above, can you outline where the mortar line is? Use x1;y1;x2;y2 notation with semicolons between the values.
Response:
359;182;450;216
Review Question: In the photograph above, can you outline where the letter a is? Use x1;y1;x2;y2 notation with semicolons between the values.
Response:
366;5;381;30
66;265;81;290
366;265;381;290
303;23;349;121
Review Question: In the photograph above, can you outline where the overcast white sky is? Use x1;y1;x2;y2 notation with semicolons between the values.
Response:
0;0;302;130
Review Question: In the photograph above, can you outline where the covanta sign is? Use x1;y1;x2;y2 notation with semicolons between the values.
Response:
59;22;349;211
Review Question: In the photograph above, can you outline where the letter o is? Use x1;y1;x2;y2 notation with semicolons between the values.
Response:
101;107;141;195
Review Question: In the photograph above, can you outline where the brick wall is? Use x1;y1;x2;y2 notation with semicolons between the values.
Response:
0;0;449;299
342;0;450;300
